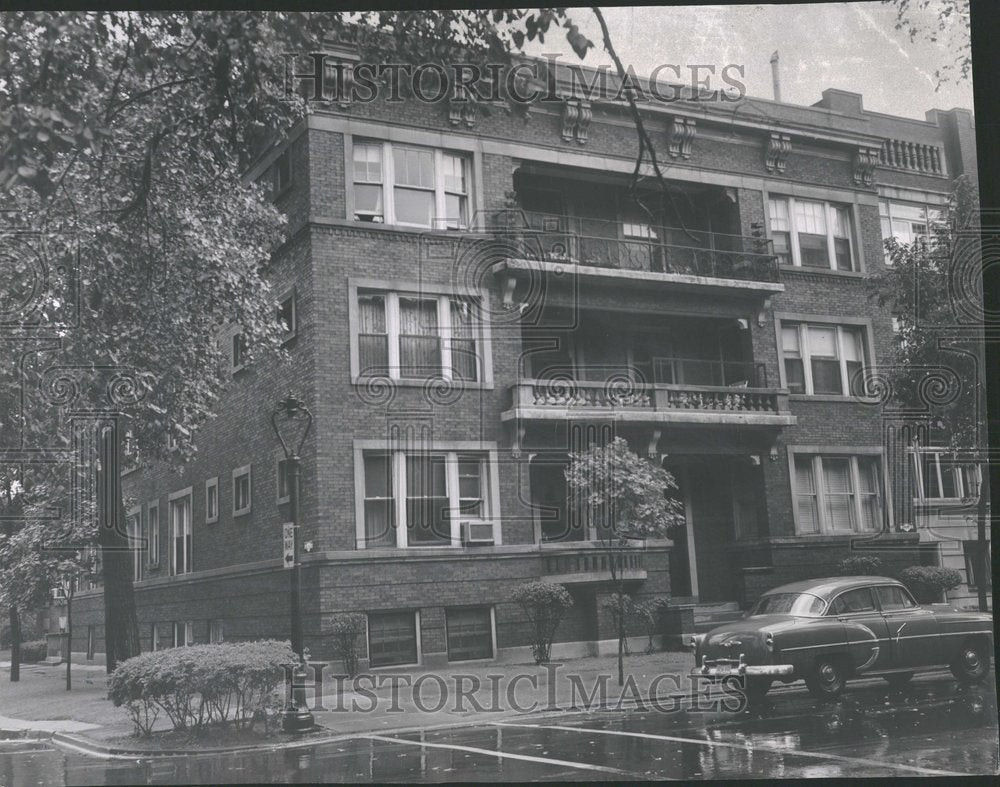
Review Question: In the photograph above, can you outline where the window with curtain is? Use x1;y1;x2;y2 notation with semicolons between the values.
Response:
364;453;395;548
781;321;869;396
127;511;142;582
793;454;883;534
353;140;470;228
769;196;856;271
169;494;192;575
405;453;450;545
354;289;483;382
358;293;388;374
398;297;440;378
360;449;493;548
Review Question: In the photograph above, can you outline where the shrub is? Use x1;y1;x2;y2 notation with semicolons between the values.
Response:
20;640;47;662
835;556;884;576
511;581;573;664
107;640;295;737
329;613;366;677
898;566;963;604
632;596;670;654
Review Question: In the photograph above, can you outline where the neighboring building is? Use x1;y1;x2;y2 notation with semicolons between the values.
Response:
59;51;979;666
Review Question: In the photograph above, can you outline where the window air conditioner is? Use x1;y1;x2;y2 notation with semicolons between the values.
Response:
461;521;495;546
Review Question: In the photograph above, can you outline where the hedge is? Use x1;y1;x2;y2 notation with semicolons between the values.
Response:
20;640;47;663
107;640;295;736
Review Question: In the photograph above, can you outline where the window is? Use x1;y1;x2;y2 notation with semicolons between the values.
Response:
209;620;225;644
876;585;918;611
368;610;419;667
354;289;484;382
352;140;470;229
963;540;992;590
277;290;296;343
768;196;857;271
233;465;252;517
172;621;193;648
232;332;247;373
205;477;219;524
169;491;192;576
879;200;944;262
273;149;292;196
780;321;868;396
359;449;495;548
127;508;142;582
828;587;877;615
912;450;978;501
446;607;494;661
147;502;160;567
276;458;291;504
793;454;883;534
151;623;161;652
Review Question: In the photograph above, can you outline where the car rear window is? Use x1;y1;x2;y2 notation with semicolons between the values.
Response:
752;592;826;617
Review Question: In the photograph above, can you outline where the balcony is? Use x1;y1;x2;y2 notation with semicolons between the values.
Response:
503;378;795;427
542;545;647;585
485;210;783;295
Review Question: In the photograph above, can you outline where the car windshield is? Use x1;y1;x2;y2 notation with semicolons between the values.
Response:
751;592;826;617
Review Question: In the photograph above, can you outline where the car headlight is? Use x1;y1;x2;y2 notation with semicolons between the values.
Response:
764;631;774;652
685;634;705;650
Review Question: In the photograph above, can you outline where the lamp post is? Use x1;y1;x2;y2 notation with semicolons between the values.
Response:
270;392;314;733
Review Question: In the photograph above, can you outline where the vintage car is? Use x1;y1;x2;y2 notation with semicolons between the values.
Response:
689;576;994;702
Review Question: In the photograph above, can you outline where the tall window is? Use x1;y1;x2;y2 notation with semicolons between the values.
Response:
793;454;883;534
879;200;944;262
205;477;219;524
911;450;978;501
781;321;867;396
354;289;484;382
360;450;493;548
169;492;192;576
233;465;252;517
147;502;159;567
127;509;142;582
963;540;992;591
768;196;856;271
352;141;469;229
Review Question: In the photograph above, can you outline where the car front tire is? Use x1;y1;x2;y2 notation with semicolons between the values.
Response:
950;639;991;684
805;656;848;699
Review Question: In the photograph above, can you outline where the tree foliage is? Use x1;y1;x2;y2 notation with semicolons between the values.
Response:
885;0;971;86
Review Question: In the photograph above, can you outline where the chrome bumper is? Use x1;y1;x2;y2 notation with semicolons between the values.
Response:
692;654;794;678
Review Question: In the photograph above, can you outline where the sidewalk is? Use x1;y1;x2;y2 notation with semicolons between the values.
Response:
0;649;697;753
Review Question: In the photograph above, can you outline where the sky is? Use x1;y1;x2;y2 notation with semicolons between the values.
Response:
522;2;973;120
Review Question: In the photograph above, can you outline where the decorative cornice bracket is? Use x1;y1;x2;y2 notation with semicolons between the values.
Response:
853;145;881;187
764;132;792;174
667;117;697;159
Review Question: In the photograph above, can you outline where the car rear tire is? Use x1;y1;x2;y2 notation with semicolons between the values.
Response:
883;672;914;689
950;639;991;684
805;656;847;699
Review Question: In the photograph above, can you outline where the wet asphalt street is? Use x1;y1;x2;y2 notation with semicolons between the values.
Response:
1;674;997;783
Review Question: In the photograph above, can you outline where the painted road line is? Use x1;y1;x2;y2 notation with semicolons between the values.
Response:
363;733;650;778
493;722;971;778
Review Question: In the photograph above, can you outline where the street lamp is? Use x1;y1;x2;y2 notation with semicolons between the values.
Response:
270;392;314;733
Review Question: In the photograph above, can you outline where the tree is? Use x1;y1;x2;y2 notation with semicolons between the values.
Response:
564;437;684;684
885;0;971;86
871;176;989;611
2;9;596;672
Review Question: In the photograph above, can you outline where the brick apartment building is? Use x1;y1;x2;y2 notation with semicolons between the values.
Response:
56;51;981;667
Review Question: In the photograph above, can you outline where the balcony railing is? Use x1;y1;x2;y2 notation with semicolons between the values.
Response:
510;379;790;417
482;210;779;284
542;546;646;584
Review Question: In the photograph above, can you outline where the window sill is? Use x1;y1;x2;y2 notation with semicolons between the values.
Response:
272;183;294;203
780;265;867;279
352;376;494;391
233;509;252;519
276;496;290;506
789;393;881;404
205;518;219;525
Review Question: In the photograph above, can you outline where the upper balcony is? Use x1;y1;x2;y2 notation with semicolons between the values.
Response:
485;168;784;299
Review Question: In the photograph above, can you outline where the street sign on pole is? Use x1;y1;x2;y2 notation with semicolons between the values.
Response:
282;522;295;569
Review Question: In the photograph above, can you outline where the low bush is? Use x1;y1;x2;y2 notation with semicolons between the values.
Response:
835;556;884;576
511;581;573;664
107;639;295;737
898;566;963;604
329;613;366;677
632;596;670;654
20;639;47;663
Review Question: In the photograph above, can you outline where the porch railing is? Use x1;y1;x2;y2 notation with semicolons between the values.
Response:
481;209;779;284
511;378;789;415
